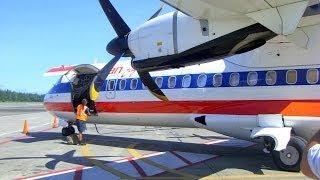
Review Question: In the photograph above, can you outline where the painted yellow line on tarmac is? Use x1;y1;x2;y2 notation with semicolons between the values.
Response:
80;144;134;179
127;144;199;179
201;172;305;179
80;144;92;157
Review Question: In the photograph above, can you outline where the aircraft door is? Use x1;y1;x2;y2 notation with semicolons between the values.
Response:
106;79;117;99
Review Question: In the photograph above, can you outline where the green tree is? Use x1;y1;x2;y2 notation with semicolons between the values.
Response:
0;89;44;102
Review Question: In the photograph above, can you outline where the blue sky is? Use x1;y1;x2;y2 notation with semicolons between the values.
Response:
0;0;173;94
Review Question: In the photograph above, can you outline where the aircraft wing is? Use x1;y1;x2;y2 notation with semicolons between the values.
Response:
161;0;311;35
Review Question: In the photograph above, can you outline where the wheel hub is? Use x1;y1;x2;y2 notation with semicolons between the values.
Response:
286;153;291;158
279;146;299;166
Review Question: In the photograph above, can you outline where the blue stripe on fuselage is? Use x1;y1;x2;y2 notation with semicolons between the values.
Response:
48;68;319;94
48;83;72;94
104;69;314;91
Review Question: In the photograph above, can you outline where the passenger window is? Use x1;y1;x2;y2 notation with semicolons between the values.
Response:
197;74;207;87
229;73;240;87
213;74;222;87
155;77;163;88
307;69;319;84
182;75;191;88
107;80;116;91
168;76;176;88
266;71;277;85
286;70;297;85
247;72;258;86
130;79;138;90
119;79;126;90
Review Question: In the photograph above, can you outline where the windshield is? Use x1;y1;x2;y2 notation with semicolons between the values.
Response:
56;70;77;84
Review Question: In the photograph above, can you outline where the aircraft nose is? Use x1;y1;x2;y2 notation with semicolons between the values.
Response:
43;85;56;111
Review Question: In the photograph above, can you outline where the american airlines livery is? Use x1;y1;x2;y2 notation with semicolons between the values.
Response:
44;0;320;172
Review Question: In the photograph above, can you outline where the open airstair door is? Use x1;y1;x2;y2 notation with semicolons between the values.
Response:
68;64;99;115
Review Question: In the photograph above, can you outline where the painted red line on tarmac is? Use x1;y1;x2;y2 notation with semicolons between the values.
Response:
21;138;258;179
175;143;258;172
170;151;192;165
0;138;14;145
174;155;220;171
152;142;258;177
21;151;164;179
152;155;220;178
16;165;85;180
73;167;84;180
128;158;147;177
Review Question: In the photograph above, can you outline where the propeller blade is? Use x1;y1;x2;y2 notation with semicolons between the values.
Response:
148;3;164;21
99;0;131;37
138;71;169;101
90;53;123;101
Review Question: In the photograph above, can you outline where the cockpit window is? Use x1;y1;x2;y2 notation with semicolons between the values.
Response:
55;76;63;85
58;70;77;84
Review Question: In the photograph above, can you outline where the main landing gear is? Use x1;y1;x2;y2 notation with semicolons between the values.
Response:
266;136;307;172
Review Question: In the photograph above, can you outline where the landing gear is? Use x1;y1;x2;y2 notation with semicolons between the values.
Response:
271;136;307;172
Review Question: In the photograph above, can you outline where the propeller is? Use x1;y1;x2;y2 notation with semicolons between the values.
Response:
138;71;169;101
90;53;123;101
148;3;164;21
90;0;168;101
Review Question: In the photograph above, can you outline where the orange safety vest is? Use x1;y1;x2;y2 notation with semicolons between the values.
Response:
76;104;88;121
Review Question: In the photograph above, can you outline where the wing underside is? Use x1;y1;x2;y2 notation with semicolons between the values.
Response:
161;0;315;35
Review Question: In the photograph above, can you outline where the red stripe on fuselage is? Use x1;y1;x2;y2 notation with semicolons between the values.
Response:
44;102;74;112
44;100;320;116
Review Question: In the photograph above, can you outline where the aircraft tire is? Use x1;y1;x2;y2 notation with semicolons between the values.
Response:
271;136;307;172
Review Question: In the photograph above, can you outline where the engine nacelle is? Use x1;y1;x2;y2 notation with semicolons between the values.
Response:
128;12;214;60
128;12;276;72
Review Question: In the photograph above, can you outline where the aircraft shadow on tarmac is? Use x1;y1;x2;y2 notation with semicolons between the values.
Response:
0;150;95;169
7;131;279;177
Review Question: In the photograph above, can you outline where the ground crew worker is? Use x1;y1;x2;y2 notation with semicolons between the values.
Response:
76;99;91;145
301;130;320;179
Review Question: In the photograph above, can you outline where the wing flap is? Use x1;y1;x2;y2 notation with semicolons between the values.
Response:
247;1;309;35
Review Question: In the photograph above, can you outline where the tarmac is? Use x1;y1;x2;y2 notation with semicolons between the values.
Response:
0;103;308;179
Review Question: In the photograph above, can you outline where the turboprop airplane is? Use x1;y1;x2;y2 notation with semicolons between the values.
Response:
44;0;320;172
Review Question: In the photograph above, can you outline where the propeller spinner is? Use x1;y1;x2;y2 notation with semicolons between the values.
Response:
90;0;168;101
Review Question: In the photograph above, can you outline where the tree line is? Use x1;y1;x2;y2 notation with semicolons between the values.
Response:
0;89;44;102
